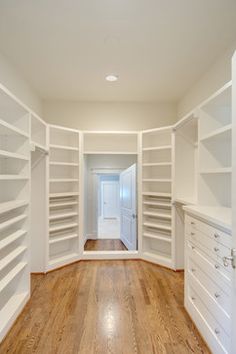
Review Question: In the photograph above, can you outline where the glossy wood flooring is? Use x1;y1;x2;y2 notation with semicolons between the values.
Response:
84;239;127;251
0;261;210;354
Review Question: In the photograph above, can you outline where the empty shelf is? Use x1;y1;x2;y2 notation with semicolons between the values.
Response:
49;222;78;233
0;230;27;251
0;175;29;180
0;119;29;138
49;252;78;266
0;200;28;215
143;201;171;208
50;162;78;166
50;192;79;198
200;168;232;174
142;179;172;182
142;251;172;267
50;201;78;208
0;150;29;161
0;246;27;272
142;192;171;198
0;214;27;232
0;262;27;294
142;145;172;151
143;232;171;243
200;124;232;142
49;233;78;244
143;222;171;232
142;162;172;167
143;211;171;220
49;212;77;221
50;144;78;151
50;179;78;183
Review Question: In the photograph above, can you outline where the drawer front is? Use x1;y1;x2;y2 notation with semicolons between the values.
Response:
187;270;231;334
188;257;231;316
187;285;230;354
185;214;231;248
187;242;232;293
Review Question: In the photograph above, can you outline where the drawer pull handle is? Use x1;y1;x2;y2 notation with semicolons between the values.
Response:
191;221;195;225
215;329;220;335
214;293;220;298
214;233;219;239
214;247;219;252
191;232;195;236
191;268;196;273
191;246;195;250
215;264;220;269
191;296;196;301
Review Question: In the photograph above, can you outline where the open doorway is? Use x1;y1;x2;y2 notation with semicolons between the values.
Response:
83;154;137;252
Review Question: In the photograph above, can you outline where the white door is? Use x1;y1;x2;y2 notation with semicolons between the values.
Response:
120;164;137;250
101;181;119;219
231;50;236;353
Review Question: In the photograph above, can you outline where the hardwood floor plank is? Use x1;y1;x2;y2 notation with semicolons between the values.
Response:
0;260;210;354
84;239;128;251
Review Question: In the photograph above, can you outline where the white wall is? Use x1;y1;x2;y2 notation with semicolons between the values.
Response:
84;155;137;240
43;101;176;131
178;42;236;118
0;51;42;115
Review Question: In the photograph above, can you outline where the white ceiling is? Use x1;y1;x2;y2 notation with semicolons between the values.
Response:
0;0;236;102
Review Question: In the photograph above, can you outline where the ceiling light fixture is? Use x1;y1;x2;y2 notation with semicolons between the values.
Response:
106;74;118;82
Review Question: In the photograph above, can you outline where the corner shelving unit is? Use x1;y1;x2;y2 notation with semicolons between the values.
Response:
198;82;232;211
173;112;198;269
0;85;30;342
48;125;80;271
141;126;174;268
30;114;48;273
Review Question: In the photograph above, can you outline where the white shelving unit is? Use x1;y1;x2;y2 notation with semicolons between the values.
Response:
173;112;198;269
30;114;48;273
141;126;174;268
48;125;80;271
198;82;232;211
0;84;30;342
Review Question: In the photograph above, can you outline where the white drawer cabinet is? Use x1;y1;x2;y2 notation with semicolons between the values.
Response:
185;212;232;354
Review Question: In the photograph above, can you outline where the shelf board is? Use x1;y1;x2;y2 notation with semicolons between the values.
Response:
142;178;172;183
200;168;232;174
143;232;172;243
142;145;172;152
0;200;28;215
49;211;77;221
0;119;29;138
174;197;196;206
0;150;29;161
143;201;171;208
49;192;79;198
50;162;78;167
142;192;171;198
0;214;27;232
83;151;137;155
0;175;29;180
0;230;27;251
50;144;79;151
49;252;78;266
142;162;172;167
50;179;78;183
143;211;171;220
200;124;232;142
0;246;27;272
50;201;78;208
30;141;48;153
142;251;172;267
49;233;78;245
49;221;78;233
0;291;29;341
0;262;27;294
143;222;171;232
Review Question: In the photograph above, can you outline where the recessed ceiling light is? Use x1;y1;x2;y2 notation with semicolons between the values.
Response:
106;74;118;82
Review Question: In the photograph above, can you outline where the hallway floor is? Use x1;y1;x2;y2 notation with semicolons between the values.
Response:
0;260;210;354
84;239;127;251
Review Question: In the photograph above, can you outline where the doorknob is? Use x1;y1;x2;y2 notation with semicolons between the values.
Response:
132;214;136;219
223;249;236;269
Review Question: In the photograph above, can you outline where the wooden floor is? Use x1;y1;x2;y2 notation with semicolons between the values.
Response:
84;239;128;251
0;261;210;354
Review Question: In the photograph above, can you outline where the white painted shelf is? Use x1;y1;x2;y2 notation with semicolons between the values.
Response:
50;179;78;183
142;251;172;267
0;175;29;180
200;124;232;142
0;200;28;215
143;201;172;208
143;222;172;232
50;162;79;166
0;262;27;294
142;145;172;152
143;211;171;220
49;252;78;266
0;246;26;272
49;233;78;245
0;230;27;251
0;118;29;138
49;212;77;221
49;221;78;233
0;214;27;232
143;232;171;243
200;168;232;174
142;192;171;198
50;144;79;151
50;200;78;208
142;162;172;167
83;151;137;155
0;150;29;161
49;192;79;198
142;178;172;183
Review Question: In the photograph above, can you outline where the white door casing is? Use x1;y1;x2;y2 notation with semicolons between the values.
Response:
120;164;137;250
101;181;119;219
